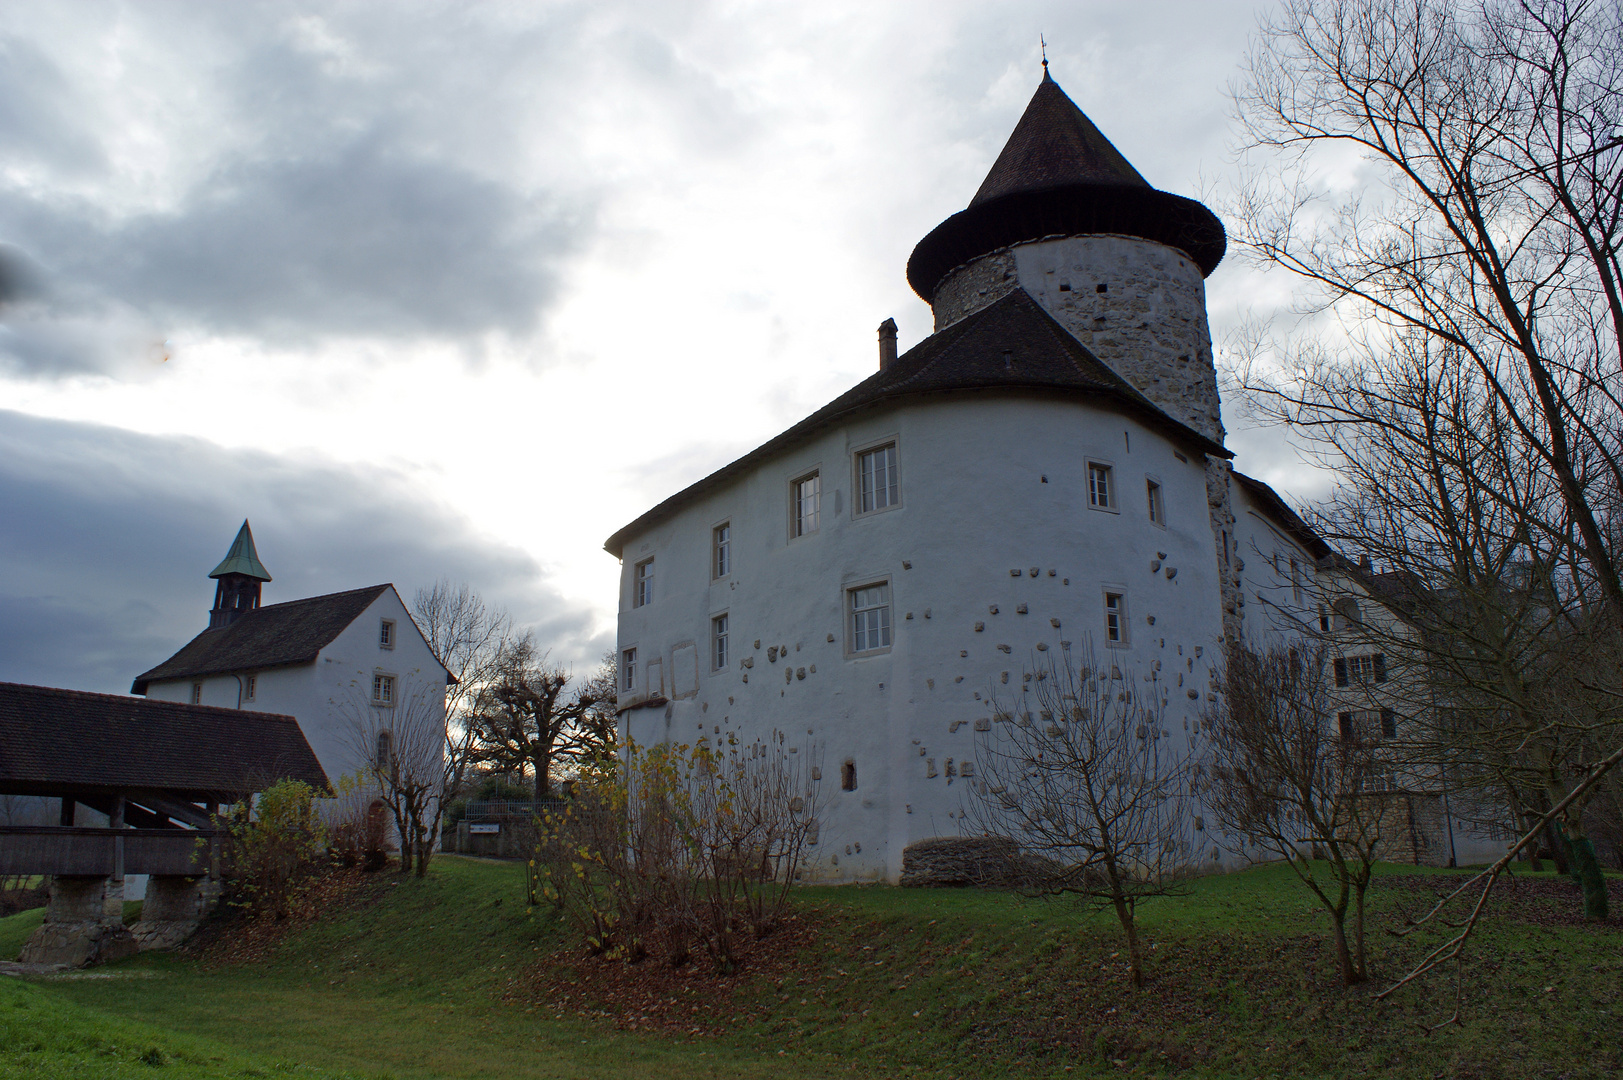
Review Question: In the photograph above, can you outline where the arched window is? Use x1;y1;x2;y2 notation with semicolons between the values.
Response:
375;730;393;771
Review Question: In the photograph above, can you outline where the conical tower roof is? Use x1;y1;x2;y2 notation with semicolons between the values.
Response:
970;69;1148;205
907;68;1225;301
209;520;272;581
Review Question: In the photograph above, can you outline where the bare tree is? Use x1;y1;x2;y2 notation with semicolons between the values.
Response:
1231;0;1623;927
344;678;456;877
966;646;1202;989
466;636;611;797
411;579;515;724
1204;642;1387;986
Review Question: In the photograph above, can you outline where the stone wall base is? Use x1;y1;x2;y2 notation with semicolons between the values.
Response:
130;875;219;951
18;876;138;968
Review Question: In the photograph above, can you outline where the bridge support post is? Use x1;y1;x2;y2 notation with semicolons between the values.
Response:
18;875;138;968
130;875;220;951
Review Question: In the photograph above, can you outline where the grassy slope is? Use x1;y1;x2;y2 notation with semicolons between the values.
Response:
2;858;1618;1080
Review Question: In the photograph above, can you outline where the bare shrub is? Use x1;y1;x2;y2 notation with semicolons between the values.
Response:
532;732;821;971
965;644;1202;988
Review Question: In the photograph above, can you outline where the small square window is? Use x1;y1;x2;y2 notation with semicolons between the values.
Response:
713;523;731;579
856;443;899;514
712;613;729;671
190;681;202;705
372;673;396;707
621;647;637;691
1104;591;1127;643
379;619;395;649
633;558;654;608
848;582;891;653
244;674;256;702
792;472;821;537
1146;479;1164;525
1088;462;1114;510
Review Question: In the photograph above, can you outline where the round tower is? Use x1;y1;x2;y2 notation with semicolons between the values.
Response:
907;69;1227;446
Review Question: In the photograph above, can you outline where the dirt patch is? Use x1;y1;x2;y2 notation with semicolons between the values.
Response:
181;867;391;967
1386;873;1623;930
514;912;824;1038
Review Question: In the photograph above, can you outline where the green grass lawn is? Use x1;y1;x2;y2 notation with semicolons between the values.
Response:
1;858;1617;1079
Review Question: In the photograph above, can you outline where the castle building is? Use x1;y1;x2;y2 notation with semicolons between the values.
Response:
131;521;450;788
605;69;1325;881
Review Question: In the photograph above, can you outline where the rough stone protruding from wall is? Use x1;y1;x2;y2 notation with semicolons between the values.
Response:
931;235;1224;446
899;836;1032;887
130;875;219;951
19;875;139;968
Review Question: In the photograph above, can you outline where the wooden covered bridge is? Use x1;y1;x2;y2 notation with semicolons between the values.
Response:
0;681;328;966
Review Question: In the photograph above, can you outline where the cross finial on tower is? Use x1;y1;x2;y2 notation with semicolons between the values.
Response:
1040;34;1048;72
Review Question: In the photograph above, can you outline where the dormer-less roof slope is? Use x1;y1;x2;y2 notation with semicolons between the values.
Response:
1231;471;1334;563
908;70;1226;301
0;682;329;799
131;585;389;694
605;289;1229;558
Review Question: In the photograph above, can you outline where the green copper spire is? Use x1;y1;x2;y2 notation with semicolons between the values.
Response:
208;520;272;581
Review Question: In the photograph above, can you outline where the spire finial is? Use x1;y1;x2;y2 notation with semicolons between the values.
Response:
1040;34;1048;72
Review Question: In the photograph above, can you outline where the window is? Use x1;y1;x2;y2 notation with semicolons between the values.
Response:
857;443;899;513
848;582;891;653
375;730;393;771
379;619;395;649
841;759;857;791
1332;596;1361;629
1087;462;1114;509
244;674;256;702
1334;653;1386;687
1338;711;1355;742
190;681;202;705
634;558;654;608
1318;605;1332;633
372;673;396;706
1290;558;1303;605
621;647;637;691
1146;479;1164;525
1381;708;1398;739
792;472;821;537
712;613;729;671
713;523;731;579
1105;591;1127;643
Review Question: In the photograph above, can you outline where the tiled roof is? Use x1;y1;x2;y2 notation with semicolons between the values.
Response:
604;290;1228;557
970;69;1149;205
907;72;1225;299
0;682;329;798
1231;471;1333;562
132;585;389;693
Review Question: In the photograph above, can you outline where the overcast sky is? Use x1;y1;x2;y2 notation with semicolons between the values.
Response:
0;0;1325;694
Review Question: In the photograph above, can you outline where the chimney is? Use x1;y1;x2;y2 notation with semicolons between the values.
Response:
878;318;898;370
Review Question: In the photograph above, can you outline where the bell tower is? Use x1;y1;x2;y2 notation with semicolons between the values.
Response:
207;520;272;629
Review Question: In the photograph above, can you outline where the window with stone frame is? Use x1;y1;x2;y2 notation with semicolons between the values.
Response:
1146;478;1165;525
713;522;731;579
372;673;396;706
634;558;654;608
848;582;891;653
621;647;637;691
1104;591;1128;644
712;613;729;671
1087;461;1115;510
792;472;821;537
856;443;899;514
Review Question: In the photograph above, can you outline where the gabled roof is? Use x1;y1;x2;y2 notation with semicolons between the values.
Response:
604;289;1228;558
209;520;272;581
132;585;390;694
971;69;1149;205
1231;471;1333;562
907;71;1226;300
0;682;329;799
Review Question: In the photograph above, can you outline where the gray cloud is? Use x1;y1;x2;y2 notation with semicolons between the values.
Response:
0;410;608;694
0;6;597;376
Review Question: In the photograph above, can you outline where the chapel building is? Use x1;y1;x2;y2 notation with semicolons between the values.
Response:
604;69;1327;882
132;521;450;788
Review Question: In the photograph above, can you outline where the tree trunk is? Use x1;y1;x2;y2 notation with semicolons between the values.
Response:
1111;892;1145;989
1351;880;1369;981
1558;816;1609;922
1329;914;1364;987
